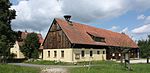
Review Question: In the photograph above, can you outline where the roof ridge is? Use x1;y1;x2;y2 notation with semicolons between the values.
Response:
56;18;126;36
54;18;138;48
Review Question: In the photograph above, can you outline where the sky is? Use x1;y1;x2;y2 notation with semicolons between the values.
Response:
10;0;150;41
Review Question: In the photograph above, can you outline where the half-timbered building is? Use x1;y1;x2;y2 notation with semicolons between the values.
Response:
42;16;139;62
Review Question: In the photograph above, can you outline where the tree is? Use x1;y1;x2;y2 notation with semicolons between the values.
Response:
138;37;150;58
20;33;40;59
0;0;16;63
138;35;150;63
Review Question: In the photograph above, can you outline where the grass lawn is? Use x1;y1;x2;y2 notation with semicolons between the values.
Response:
70;61;150;73
0;64;40;73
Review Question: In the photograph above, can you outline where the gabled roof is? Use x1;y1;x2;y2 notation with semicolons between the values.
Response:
37;34;44;44
17;31;43;47
55;18;138;48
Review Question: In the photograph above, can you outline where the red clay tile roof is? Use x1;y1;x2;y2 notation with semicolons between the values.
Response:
37;34;44;44
55;18;138;48
37;34;44;50
17;31;43;47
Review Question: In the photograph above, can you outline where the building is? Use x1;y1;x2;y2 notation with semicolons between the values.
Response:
42;16;139;62
10;31;43;59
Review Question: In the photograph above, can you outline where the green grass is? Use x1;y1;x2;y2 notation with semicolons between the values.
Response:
0;64;40;73
70;61;150;73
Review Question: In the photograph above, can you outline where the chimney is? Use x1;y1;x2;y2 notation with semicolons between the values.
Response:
121;32;126;35
64;15;71;22
25;30;27;33
64;15;73;26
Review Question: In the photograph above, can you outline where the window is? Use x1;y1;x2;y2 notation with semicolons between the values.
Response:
97;51;100;54
112;53;115;56
54;51;57;58
119;54;121;56
48;51;50;57
81;50;85;57
90;51;93;57
87;33;105;42
94;37;105;42
61;51;64;58
75;53;80;59
103;51;105;54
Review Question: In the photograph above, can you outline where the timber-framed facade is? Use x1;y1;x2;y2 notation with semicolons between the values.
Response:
42;16;139;62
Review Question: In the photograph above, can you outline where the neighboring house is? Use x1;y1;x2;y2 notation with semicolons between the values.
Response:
42;16;139;62
10;31;43;59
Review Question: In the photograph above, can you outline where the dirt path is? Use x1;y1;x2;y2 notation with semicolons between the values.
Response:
8;63;85;73
41;68;68;73
9;63;84;68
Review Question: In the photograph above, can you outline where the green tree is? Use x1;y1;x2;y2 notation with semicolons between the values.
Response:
20;33;40;59
138;35;150;63
0;0;16;63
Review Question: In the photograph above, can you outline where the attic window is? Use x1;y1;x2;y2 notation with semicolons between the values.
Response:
87;32;105;42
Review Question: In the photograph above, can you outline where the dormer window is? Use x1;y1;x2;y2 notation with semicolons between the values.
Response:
92;36;105;42
87;32;105;42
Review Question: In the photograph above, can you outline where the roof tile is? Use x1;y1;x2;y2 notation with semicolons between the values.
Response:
55;18;138;48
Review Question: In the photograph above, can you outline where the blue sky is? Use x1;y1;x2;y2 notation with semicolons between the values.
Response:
10;0;150;41
10;0;18;5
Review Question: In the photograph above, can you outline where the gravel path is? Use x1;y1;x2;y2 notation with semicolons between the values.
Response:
8;63;87;73
41;68;68;73
8;63;84;68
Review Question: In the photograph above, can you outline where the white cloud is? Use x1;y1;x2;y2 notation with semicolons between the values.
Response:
145;16;150;24
132;24;150;34
119;27;137;41
131;0;150;11
61;0;129;22
133;14;150;34
137;14;145;20
120;27;128;33
109;25;119;31
111;26;118;30
10;0;150;38
11;0;63;37
120;27;138;41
